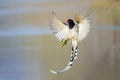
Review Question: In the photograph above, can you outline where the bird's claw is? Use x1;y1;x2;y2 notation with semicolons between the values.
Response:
60;39;68;47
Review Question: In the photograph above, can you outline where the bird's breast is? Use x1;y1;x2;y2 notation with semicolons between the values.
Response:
69;28;77;39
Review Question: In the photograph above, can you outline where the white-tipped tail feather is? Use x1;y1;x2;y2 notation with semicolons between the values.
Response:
50;42;78;74
50;65;71;74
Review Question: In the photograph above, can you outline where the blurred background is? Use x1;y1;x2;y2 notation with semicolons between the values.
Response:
0;0;120;80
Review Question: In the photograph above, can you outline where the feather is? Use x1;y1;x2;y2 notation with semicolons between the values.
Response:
50;39;78;74
49;12;69;41
74;10;91;41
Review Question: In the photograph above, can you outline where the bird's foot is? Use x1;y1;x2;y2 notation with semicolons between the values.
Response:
60;39;68;47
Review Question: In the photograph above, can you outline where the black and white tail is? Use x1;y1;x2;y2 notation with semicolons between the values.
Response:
50;42;78;74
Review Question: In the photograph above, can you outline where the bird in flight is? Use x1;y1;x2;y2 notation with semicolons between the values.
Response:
49;10;90;74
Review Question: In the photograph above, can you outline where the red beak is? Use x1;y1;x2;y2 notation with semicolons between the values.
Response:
66;20;69;23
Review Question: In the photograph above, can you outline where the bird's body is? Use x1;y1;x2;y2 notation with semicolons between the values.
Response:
49;10;90;74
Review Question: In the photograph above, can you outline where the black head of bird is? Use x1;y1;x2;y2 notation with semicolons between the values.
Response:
66;19;75;29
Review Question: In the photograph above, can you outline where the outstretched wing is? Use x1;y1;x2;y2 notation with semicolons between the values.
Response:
49;12;69;41
74;10;90;41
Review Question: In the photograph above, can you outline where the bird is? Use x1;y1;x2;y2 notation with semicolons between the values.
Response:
49;10;90;74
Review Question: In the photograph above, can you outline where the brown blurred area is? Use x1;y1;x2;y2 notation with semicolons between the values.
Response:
0;0;120;80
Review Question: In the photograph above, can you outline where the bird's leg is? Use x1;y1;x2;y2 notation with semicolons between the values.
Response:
60;39;69;47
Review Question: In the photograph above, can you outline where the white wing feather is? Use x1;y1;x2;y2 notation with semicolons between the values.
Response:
49;13;69;41
74;10;90;41
78;17;90;41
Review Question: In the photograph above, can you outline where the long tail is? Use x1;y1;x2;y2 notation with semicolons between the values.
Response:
51;39;78;74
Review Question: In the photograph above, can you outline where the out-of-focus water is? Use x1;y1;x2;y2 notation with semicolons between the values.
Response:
0;27;51;36
0;1;51;80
